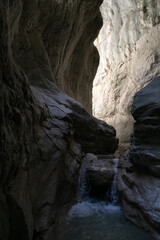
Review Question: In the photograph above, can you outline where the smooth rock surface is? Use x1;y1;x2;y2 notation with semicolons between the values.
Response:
93;0;160;148
130;76;160;177
15;0;103;113
118;77;160;240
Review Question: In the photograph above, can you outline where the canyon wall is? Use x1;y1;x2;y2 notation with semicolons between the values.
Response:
15;0;104;114
43;0;103;113
0;1;118;240
93;0;160;149
118;76;160;239
93;2;160;238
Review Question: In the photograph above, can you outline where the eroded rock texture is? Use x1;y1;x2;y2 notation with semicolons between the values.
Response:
0;1;118;240
118;77;160;240
93;0;160;149
15;0;103;114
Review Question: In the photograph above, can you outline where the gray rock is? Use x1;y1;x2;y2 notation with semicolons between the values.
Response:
82;154;116;199
85;154;115;188
118;77;160;239
118;152;160;240
130;76;160;177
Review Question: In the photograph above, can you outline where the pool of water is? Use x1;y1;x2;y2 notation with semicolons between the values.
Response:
57;199;153;240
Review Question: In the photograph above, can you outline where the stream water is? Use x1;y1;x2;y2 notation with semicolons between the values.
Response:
58;159;153;240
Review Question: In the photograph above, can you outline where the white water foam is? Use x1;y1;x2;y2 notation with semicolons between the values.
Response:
68;201;121;219
110;158;119;204
77;168;89;202
70;158;121;219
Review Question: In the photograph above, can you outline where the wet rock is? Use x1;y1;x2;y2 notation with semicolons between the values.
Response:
82;154;116;199
85;154;115;186
118;152;160;240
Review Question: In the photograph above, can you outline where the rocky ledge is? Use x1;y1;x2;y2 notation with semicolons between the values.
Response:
81;154;116;199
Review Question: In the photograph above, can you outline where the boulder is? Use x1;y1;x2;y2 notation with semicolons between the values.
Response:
81;154;116;199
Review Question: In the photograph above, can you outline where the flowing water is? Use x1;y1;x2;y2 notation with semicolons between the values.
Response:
58;159;153;240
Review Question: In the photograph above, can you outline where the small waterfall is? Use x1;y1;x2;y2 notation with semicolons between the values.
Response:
64;157;153;240
106;158;119;204
109;158;119;204
77;168;89;202
99;160;105;172
77;157;119;204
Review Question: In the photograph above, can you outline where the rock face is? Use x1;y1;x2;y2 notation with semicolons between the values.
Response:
86;155;115;188
130;76;160;177
118;77;160;239
0;1;118;240
15;0;103;114
93;0;160;148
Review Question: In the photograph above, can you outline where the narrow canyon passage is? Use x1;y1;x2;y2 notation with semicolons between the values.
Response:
1;0;160;240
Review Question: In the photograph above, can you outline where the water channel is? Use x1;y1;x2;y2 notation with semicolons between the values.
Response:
58;159;153;240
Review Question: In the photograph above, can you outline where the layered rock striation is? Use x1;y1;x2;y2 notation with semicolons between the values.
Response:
93;0;160;148
118;76;160;239
0;1;118;240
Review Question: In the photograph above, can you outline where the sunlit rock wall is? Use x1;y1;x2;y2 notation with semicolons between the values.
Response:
93;0;160;149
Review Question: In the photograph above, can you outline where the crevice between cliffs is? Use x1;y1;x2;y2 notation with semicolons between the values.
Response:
1;0;160;240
